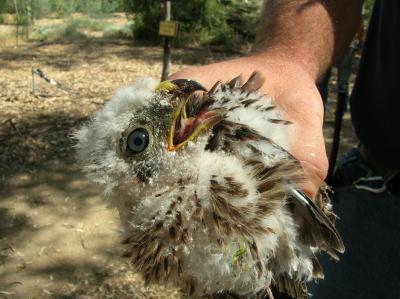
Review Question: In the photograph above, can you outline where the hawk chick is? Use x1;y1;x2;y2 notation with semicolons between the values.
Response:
75;73;344;298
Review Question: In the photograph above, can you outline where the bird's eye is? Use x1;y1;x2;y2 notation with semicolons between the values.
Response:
127;128;150;154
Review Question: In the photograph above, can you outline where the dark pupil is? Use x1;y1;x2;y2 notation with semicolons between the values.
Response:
127;128;149;154
134;137;143;146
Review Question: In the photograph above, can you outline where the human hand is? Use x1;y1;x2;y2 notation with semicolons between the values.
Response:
169;54;327;198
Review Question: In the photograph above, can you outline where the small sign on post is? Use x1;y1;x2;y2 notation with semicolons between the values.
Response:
159;21;178;37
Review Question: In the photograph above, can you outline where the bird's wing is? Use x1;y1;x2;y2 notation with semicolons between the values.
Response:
273;274;309;299
202;74;344;284
206;120;344;258
205;119;343;298
289;185;345;259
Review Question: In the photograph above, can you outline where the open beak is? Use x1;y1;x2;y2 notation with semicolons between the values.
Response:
167;96;222;151
156;79;223;152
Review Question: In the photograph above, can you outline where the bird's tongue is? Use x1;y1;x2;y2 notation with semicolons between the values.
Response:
168;103;222;151
176;107;210;143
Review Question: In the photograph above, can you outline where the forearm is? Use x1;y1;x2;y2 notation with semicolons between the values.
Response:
253;0;363;81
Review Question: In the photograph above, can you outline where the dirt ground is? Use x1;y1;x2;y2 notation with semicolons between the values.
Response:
0;27;358;299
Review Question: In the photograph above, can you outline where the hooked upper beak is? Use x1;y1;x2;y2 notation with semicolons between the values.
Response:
156;79;223;152
156;78;207;95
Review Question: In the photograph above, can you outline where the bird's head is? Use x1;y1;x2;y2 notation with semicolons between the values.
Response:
75;77;221;196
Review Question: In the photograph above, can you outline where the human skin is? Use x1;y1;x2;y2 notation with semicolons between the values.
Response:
169;0;363;198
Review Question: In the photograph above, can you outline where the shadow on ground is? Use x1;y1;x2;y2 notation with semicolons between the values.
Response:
0;114;117;297
0;112;180;298
0;112;86;175
0;38;238;72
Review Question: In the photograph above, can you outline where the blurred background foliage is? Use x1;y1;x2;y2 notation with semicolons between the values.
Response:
0;0;262;49
0;0;125;19
124;0;263;49
0;0;374;49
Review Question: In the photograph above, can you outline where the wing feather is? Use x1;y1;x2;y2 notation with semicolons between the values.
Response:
289;187;345;258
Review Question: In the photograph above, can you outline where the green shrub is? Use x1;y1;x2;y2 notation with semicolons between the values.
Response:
226;0;261;42
363;0;374;23
103;20;134;39
0;1;15;14
0;13;16;24
124;0;263;49
0;0;125;19
32;16;108;41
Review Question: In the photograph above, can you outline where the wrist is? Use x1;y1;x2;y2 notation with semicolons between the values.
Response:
250;49;322;83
